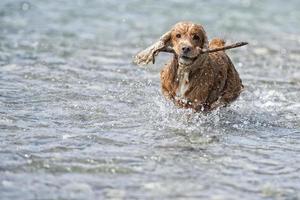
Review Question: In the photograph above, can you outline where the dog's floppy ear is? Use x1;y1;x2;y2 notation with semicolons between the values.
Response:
133;30;172;65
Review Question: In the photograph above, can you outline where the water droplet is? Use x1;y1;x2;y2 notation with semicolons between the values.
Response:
20;2;31;12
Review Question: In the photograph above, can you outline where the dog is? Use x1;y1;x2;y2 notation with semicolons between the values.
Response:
134;21;244;112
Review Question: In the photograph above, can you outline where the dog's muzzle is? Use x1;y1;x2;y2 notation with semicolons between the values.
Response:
178;45;198;65
179;55;197;65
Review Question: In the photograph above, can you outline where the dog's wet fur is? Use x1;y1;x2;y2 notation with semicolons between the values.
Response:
135;22;244;112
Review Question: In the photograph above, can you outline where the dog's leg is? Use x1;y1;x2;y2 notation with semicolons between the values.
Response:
209;97;227;110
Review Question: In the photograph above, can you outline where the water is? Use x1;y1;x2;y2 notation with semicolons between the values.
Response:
0;0;300;199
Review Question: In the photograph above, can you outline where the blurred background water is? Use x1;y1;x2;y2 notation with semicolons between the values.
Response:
0;0;300;199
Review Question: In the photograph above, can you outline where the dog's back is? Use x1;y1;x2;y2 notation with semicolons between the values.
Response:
205;38;244;109
209;38;226;49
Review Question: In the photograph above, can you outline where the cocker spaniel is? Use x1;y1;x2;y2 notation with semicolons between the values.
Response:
134;21;245;112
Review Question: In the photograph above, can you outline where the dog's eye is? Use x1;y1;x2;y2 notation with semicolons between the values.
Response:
176;34;181;38
193;35;200;40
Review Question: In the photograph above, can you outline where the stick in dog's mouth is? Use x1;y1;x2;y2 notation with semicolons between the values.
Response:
152;41;248;64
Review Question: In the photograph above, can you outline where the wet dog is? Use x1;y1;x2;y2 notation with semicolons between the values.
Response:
134;22;244;112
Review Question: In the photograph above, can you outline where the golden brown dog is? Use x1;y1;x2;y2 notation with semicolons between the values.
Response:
134;22;244;112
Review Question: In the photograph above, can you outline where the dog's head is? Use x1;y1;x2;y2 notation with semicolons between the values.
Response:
169;22;208;66
133;21;208;66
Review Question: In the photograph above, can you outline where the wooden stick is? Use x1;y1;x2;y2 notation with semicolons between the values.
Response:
200;42;248;54
159;42;248;55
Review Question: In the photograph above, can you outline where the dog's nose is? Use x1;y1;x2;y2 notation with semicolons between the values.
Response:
182;46;191;54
